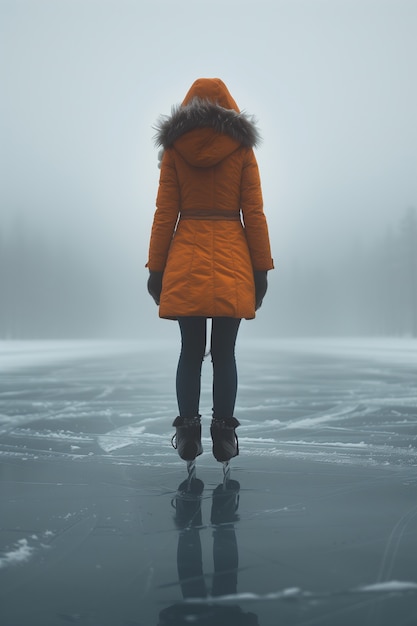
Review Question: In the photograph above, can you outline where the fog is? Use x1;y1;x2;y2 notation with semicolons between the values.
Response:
1;0;416;339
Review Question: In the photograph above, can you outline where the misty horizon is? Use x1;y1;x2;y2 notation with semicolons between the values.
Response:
1;0;416;340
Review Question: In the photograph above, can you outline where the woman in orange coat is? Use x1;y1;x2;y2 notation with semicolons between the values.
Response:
146;78;274;467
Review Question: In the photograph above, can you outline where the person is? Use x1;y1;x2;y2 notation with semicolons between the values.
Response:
146;78;274;466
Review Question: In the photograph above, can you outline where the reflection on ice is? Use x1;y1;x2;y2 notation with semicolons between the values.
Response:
158;477;260;626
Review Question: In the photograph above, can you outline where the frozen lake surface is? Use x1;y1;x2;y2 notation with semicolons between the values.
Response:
0;337;416;625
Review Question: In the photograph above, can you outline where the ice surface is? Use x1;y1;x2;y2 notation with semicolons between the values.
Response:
0;339;141;371
1;337;416;625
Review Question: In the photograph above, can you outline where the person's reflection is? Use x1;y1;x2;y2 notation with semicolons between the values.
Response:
158;477;259;625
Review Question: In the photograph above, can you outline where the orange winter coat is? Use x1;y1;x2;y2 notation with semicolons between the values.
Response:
146;78;274;320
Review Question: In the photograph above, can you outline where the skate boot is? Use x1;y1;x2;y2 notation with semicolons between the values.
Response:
210;417;240;463
171;415;203;462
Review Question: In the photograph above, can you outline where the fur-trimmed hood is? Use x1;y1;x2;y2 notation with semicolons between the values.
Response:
154;97;260;150
153;78;260;168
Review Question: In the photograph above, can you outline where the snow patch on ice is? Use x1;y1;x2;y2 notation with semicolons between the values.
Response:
285;440;369;448
240;419;282;427
185;580;417;605
0;539;35;569
10;428;93;442
98;425;147;452
237;405;283;412
186;587;303;604
239;437;276;443
285;405;357;429
357;581;417;592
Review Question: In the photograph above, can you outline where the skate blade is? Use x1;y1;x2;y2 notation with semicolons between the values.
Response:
186;460;196;487
222;461;230;487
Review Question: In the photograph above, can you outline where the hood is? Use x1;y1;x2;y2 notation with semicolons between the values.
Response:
154;78;260;168
182;77;240;111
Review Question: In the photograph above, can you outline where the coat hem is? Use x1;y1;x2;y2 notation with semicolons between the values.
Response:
158;312;255;321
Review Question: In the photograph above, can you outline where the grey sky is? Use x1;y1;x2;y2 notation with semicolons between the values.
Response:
1;0;416;335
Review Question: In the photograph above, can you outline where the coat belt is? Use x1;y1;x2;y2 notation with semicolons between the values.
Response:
180;209;241;221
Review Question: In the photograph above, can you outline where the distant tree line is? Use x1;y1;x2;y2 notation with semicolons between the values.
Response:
274;207;417;337
0;222;106;339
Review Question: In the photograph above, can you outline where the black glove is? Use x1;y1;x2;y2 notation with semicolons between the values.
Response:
254;270;268;310
147;271;163;305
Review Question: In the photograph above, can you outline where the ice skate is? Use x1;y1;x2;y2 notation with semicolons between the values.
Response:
210;417;240;465
171;415;203;463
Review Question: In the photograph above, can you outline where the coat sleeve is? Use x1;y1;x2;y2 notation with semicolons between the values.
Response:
240;149;274;271
146;150;180;272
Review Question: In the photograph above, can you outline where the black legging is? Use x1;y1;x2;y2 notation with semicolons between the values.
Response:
176;317;241;420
